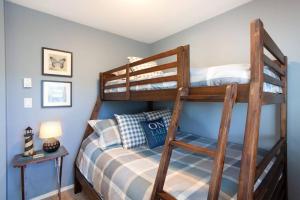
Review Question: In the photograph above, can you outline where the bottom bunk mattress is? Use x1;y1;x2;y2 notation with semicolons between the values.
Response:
76;132;269;200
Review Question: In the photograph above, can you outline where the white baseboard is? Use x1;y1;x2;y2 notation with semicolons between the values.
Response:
31;184;74;200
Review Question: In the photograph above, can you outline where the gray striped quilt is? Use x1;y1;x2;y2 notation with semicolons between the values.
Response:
76;132;269;200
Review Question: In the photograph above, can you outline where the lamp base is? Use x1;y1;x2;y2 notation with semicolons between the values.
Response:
43;138;60;153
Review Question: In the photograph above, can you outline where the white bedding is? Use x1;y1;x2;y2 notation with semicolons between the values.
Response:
104;64;282;93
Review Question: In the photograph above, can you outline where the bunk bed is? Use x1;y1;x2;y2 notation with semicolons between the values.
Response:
74;19;287;200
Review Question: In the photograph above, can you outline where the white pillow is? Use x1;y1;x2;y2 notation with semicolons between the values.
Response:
88;119;122;150
112;69;126;76
128;56;163;80
128;56;157;71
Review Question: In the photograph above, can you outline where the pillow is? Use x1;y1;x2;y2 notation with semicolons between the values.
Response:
140;118;167;149
112;69;126;76
114;113;146;149
128;56;158;72
88;119;122;150
143;110;172;129
128;56;163;79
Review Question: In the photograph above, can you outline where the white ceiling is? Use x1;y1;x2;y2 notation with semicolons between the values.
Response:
6;0;252;43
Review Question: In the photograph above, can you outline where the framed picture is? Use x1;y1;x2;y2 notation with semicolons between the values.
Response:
42;47;73;77
42;81;72;108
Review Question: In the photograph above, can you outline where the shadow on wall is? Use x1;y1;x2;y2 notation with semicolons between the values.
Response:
99;101;148;119
287;62;300;200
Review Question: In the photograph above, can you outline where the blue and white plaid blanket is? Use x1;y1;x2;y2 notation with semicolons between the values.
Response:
76;132;269;200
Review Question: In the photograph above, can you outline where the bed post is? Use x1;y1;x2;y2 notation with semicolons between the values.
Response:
74;169;82;194
80;73;104;140
74;95;103;194
280;56;288;199
74;73;104;194
237;19;264;200
125;64;130;100
100;72;104;100
177;45;190;89
148;101;154;111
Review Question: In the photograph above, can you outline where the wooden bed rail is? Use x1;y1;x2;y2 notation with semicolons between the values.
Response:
254;152;285;200
238;19;287;200
100;45;190;101
255;138;285;181
263;26;287;96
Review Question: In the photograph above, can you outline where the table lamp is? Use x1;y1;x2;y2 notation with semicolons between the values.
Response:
39;121;62;153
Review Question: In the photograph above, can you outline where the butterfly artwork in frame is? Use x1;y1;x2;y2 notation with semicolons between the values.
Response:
42;47;72;77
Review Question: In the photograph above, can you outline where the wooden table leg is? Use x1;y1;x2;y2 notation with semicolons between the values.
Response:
21;166;25;200
58;157;63;200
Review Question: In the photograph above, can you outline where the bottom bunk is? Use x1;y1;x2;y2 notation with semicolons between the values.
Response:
76;131;275;200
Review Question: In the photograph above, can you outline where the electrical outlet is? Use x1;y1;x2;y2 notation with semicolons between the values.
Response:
24;98;32;108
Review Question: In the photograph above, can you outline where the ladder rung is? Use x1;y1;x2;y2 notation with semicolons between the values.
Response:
158;191;176;200
170;140;216;157
181;94;225;101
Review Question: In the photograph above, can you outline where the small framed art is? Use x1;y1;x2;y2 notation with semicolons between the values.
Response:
42;81;72;108
42;47;73;77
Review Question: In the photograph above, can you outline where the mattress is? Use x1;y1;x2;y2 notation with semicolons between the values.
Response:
76;132;271;200
104;64;282;94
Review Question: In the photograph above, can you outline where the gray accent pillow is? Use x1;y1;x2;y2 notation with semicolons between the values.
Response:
88;119;122;150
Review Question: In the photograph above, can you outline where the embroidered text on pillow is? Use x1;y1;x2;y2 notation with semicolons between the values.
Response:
140;118;167;149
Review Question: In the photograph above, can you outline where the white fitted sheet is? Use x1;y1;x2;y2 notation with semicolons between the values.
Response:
104;64;282;93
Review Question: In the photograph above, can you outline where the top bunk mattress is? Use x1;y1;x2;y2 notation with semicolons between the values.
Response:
104;64;282;94
76;132;272;200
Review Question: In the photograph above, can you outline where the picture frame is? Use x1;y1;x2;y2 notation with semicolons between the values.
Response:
42;47;73;77
42;81;72;108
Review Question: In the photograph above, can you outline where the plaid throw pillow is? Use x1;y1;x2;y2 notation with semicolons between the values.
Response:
143;110;172;129
114;113;146;149
88;119;122;150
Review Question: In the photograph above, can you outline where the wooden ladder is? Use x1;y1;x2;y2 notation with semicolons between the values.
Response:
151;84;238;200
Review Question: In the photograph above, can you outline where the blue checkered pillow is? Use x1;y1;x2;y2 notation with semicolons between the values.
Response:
143;110;172;129
114;113;146;149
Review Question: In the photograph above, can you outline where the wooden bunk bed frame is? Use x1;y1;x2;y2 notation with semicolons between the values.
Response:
74;19;288;200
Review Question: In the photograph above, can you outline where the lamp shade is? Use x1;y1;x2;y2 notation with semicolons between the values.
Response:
39;121;62;139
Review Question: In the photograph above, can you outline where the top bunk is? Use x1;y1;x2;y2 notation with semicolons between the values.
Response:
99;19;287;104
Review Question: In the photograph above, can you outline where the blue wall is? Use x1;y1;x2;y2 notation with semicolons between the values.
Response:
4;0;300;199
4;2;150;199
0;0;6;199
151;0;300;199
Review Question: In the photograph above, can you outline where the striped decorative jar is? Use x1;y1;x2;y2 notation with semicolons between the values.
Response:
24;127;34;156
